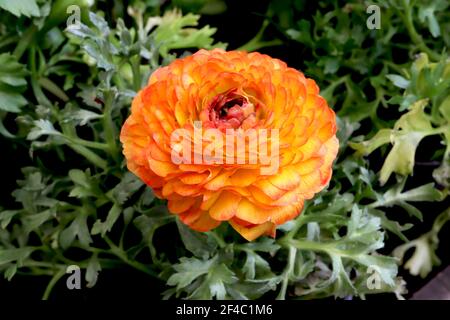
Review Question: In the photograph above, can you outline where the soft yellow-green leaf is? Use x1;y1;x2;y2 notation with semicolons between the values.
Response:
439;95;450;121
349;129;391;155
380;99;434;185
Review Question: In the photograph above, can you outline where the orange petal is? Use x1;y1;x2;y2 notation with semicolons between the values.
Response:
298;137;322;160
209;191;241;221
148;158;179;177
203;169;234;190
229;169;259;187
236;198;271;224
179;172;210;185
296;157;324;175
268;166;300;191
179;207;203;225
270;201;304;225
168;197;197;214
201;191;222;210
188;211;221;232
253;179;285;200
229;220;276;241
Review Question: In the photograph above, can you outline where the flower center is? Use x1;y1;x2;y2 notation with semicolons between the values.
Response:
207;89;257;131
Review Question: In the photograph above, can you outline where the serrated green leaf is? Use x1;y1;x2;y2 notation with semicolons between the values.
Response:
91;204;121;237
4;264;17;281
0;247;34;265
167;256;215;291
393;235;439;278
23;209;54;234
176;219;217;259
59;214;92;249
0;53;28;113
85;254;101;288
111;172;144;206
27;120;62;140
350;129;391;155
0;210;20;229
152;9;226;57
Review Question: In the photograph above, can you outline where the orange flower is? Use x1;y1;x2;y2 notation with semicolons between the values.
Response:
120;49;338;241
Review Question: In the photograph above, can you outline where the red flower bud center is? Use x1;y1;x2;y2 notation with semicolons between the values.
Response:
208;89;257;131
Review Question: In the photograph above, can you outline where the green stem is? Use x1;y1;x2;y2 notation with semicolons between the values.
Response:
320;76;349;103
237;19;282;52
64;136;110;151
67;144;108;170
103;91;119;159
13;25;37;60
0;114;16;138
130;55;142;91
286;238;335;253
399;0;440;61
60;123;108;169
281;204;308;242
432;207;450;235
276;246;296;300
29;47;52;107
42;268;65;300
39;77;70;102
209;230;226;248
104;236;161;279
0;35;20;51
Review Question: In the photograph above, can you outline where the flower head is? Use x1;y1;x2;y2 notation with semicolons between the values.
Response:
120;49;338;241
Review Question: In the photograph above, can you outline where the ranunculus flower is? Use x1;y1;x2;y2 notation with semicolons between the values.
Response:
120;49;338;241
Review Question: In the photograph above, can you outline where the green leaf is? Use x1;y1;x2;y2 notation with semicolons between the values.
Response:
27;120;62;140
88;12;110;36
91;204;122;237
393;235;439;278
193;263;237;299
167;256;215;291
0;53;28;113
0;210;20;229
350;129;391;155
111;173;144;206
386;74;410;89
369;179;442;219
176;219;217;259
68;169;101;198
59;214;93;249
82;39;116;71
0;247;34;265
0;0;40;17
368;208;412;241
418;1;447;38
4;265;17;281
61;107;103;126
380;100;434;184
85;254;101;288
23;209;54;234
438;95;450;121
134;205;174;247
152;9;226;57
394;208;450;278
67;12;117;72
242;251;271;280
